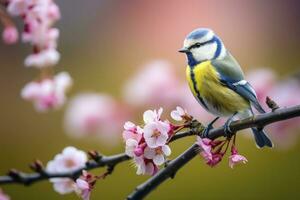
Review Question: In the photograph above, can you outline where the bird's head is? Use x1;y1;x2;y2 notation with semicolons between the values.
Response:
179;28;226;66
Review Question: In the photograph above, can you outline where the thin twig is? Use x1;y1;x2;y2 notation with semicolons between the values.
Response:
127;105;300;200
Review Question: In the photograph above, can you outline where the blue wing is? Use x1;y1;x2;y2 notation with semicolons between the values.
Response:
211;52;266;114
220;77;266;114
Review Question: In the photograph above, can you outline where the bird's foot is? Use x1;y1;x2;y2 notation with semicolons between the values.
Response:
202;117;219;138
223;119;235;139
202;124;213;138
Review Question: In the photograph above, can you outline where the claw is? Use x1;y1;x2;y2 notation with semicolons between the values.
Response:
224;120;234;138
202;117;219;138
202;124;213;138
223;113;237;138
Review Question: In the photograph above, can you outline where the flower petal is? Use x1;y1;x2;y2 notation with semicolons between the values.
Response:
161;145;171;156
153;154;165;166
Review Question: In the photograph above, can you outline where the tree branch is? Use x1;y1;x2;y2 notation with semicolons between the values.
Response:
0;153;130;185
127;105;300;200
0;127;203;186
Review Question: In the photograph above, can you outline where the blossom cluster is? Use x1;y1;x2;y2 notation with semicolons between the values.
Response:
6;0;61;68
123;107;193;175
21;72;72;112
1;0;72;112
196;137;247;168
46;146;94;200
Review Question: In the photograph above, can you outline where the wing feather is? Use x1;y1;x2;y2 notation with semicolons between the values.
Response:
212;53;265;113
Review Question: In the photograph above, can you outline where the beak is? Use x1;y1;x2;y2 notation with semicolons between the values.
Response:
178;47;189;53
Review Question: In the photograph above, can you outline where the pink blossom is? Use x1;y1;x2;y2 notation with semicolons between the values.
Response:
143;108;163;124
21;72;72;112
74;171;95;200
6;0;61;68
46;146;87;195
244;68;300;148
7;0;27;16
266;79;300;148
122;121;143;142
229;147;248;168
24;48;60;68
64;93;128;144
75;179;91;200
246;68;276;103
134;157;158;176
0;189;10;200
196;136;213;161
123;60;180;107
125;139;140;157
170;106;189;121
206;153;224;167
143;121;170;148
144;145;171;166
2;26;18;44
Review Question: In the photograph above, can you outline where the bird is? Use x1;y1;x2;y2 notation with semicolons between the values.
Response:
179;28;273;148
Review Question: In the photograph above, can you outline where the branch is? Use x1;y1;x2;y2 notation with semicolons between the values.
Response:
0;153;130;185
0;127;203;186
127;105;300;200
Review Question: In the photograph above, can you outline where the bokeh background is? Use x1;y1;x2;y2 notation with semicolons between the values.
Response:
1;0;300;199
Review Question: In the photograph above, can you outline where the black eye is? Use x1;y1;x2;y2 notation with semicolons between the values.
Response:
194;43;201;48
189;43;202;50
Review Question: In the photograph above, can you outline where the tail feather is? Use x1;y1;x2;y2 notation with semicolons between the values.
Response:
251;128;273;148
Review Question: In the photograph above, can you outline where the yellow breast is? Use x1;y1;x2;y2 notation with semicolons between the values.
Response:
186;61;249;116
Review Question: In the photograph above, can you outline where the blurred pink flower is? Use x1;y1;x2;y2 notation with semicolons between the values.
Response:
266;79;300;148
0;189;10;200
123;60;180;107
6;0;27;16
144;145;171;166
246;68;276;103
21;72;72;112
2;26;18;44
6;0;61;68
24;48;60;68
46;146;87;195
64;93;128;144
229;147;248;168
246;68;300;148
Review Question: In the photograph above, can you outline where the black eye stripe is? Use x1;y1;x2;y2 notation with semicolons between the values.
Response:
189;43;202;50
188;38;215;50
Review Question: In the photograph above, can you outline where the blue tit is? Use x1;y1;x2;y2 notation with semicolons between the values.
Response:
179;28;273;148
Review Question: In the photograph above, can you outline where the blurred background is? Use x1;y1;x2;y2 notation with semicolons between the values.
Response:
1;0;300;199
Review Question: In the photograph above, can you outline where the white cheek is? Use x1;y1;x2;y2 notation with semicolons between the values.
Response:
192;43;217;62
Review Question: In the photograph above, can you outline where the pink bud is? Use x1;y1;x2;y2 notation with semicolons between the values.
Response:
134;147;144;157
2;26;18;44
231;146;238;155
